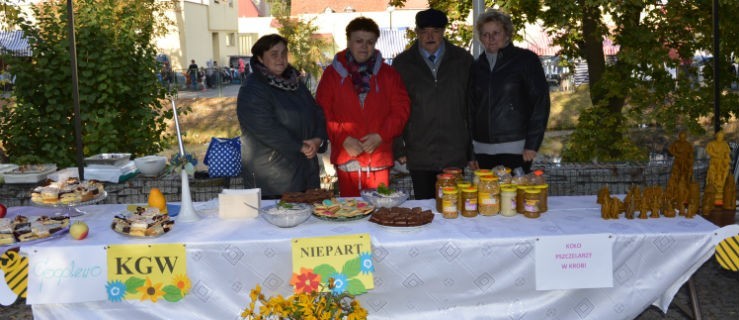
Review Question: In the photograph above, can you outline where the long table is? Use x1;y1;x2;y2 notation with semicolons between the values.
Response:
14;196;722;319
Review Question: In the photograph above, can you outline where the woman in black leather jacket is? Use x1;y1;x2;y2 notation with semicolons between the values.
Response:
236;34;327;197
469;9;550;173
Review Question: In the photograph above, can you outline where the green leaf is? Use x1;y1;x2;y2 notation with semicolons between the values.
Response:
313;264;337;283
341;256;362;278
345;278;367;295
125;277;145;294
162;285;183;302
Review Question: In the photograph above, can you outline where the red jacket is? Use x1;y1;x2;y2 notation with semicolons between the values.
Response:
316;50;410;169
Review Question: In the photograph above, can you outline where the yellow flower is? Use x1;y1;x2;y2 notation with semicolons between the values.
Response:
136;277;165;303
172;274;191;295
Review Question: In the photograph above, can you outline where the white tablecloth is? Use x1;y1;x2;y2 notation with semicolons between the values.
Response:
19;196;722;320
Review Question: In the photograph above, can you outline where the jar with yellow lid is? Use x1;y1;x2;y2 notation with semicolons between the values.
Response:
435;174;456;213
523;189;542;218
441;187;459;219
472;169;493;186
500;184;518;216
443;167;464;183
516;186;527;214
461;187;478;217
533;184;549;213
456;181;472;212
478;175;500;216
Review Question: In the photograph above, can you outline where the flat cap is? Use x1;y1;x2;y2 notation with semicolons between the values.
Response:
415;8;448;29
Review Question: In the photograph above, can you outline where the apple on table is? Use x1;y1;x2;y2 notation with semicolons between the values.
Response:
69;221;89;240
0;203;6;218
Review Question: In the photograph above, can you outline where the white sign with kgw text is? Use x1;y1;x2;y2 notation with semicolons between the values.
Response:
535;234;613;290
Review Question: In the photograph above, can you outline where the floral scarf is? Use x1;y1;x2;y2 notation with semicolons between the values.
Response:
252;59;300;91
345;50;378;94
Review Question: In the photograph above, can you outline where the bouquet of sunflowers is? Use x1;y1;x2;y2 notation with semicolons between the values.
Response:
241;278;367;320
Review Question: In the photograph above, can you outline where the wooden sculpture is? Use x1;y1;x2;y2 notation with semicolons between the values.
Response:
706;130;731;205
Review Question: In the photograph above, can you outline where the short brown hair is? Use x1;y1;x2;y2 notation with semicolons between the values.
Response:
251;34;288;59
345;17;380;40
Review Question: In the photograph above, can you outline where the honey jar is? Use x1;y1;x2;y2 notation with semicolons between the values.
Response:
533;184;548;213
456;181;471;210
435;174;456;213
500;184;518;217
478;175;500;216
441;187;459;219
461;187;478;217
523;188;542;218
443;167;464;183
472;169;493;186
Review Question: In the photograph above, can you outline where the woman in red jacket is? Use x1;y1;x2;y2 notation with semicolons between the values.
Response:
316;17;410;197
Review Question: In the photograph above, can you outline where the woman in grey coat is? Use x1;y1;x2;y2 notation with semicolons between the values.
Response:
236;34;327;198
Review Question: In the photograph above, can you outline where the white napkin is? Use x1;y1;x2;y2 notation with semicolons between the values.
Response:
218;188;261;219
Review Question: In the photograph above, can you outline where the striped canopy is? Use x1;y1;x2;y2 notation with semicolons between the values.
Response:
0;30;31;56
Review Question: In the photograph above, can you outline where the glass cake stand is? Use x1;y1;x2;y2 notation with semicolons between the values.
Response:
31;191;107;217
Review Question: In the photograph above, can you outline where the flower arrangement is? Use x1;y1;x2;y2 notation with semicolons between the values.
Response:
166;152;197;176
241;278;368;320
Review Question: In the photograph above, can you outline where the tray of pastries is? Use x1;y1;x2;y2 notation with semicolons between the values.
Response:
281;188;334;204
111;206;174;237
0;214;71;246
369;207;434;227
30;178;105;206
312;198;374;221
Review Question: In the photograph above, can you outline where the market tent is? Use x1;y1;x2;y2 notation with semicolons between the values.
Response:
0;30;31;56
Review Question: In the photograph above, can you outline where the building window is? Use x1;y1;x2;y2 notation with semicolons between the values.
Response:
226;33;236;47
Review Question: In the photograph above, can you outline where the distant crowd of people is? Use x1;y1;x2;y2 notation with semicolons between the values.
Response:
235;8;551;199
158;58;250;91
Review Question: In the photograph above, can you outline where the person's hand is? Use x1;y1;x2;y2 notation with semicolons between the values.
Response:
397;156;407;164
468;160;479;170
523;149;537;162
343;136;363;157
360;133;382;154
301;138;321;159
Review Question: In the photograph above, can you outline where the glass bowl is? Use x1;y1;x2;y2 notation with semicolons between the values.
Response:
260;203;311;228
360;188;409;208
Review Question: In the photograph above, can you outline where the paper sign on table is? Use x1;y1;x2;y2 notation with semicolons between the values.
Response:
27;246;107;304
219;188;260;219
291;233;373;295
535;234;614;290
107;243;189;303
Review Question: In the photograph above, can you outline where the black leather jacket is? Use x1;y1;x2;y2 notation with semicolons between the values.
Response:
469;44;550;152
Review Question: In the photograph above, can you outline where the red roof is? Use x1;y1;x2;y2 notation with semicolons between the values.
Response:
291;0;428;15
239;0;259;17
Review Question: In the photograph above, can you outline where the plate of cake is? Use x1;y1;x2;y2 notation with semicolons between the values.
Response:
312;198;374;221
0;214;71;247
110;206;174;238
369;207;434;228
30;178;106;206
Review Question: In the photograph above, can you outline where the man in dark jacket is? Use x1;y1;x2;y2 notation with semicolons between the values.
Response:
469;9;550;173
393;8;474;199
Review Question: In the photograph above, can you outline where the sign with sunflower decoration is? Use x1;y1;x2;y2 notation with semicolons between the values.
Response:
290;233;373;295
106;244;190;303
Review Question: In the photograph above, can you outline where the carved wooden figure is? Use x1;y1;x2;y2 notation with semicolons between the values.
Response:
722;172;736;210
